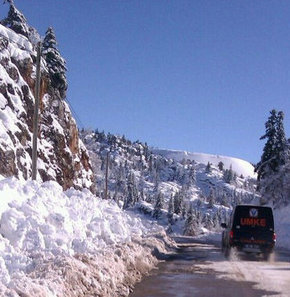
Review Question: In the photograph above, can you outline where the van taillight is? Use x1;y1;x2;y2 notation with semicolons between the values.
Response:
272;232;276;242
229;230;234;239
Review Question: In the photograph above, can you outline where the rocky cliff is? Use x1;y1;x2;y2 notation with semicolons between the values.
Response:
0;4;94;192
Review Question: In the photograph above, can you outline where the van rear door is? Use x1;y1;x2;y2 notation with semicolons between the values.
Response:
232;206;274;247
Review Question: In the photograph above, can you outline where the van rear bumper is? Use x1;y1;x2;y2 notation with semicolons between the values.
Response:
231;240;275;253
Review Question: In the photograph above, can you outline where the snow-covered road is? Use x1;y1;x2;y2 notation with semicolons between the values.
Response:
130;237;290;297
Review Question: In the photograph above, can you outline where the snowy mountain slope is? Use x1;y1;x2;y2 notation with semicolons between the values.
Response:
0;5;94;191
81;130;258;228
153;148;256;178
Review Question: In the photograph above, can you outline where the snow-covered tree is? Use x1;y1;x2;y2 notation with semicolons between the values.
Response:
256;110;288;205
207;188;215;208
153;192;164;219
223;165;235;184
256;110;285;180
181;201;187;219
123;171;139;209
183;204;198;236
167;195;174;224
188;165;196;186
173;191;183;215
115;165;126;198
276;111;287;165
205;162;212;173
218;161;224;171
202;213;214;230
1;2;39;42
221;194;229;207
42;27;68;99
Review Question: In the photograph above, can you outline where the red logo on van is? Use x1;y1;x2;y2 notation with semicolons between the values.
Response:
240;218;266;227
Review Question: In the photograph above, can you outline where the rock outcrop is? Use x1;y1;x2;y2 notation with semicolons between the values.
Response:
0;4;95;192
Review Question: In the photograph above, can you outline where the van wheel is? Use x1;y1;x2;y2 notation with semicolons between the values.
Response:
221;241;225;253
224;247;231;259
262;252;271;261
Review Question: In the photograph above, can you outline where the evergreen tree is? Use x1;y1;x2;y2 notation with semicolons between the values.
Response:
207;188;215;208
153;192;164;219
221;194;229;207
115;165;126;197
173;191;183;215
256;110;283;180
146;194;153;203
205;162;212;173
256;110;288;205
202;213;213;230
181;201;187;219
123;171;138;209
167;195;174;224
1;2;39;41
42;27;68;99
212;212;220;229
218;161;224;171
188;165;196;185
183;204;197;236
139;189;145;201
223;165;235;184
276;111;287;165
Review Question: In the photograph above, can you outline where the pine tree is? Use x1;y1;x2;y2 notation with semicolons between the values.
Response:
256;110;288;205
173;191;183;215
188;165;196;186
115;165;126;197
153;192;164;219
223;165;235;184
205;162;212;173
181;202;187;219
183;204;197;236
123;172;138;209
167;195;174;224
221;194;229;207
1;2;39;41
218;161;224;171
202;213;213;230
276;111;287;165
256;110;280;180
42;27;68;99
207;188;215;208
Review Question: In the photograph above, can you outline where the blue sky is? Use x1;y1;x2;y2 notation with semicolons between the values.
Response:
1;1;289;163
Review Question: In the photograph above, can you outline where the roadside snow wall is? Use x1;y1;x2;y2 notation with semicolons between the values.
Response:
0;177;174;296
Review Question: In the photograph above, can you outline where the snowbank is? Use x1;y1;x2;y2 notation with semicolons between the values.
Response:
274;205;290;250
0;177;173;296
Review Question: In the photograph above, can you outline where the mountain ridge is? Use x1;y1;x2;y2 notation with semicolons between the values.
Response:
153;148;256;178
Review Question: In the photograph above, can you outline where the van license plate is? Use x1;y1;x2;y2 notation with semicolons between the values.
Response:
245;244;258;249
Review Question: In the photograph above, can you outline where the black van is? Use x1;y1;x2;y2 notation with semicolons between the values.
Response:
221;205;276;260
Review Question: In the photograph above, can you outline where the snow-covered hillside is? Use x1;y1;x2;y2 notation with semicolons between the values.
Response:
80;130;259;236
154;149;256;178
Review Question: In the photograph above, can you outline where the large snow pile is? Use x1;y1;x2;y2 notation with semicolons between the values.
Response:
0;177;170;296
154;149;256;178
274;205;290;250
